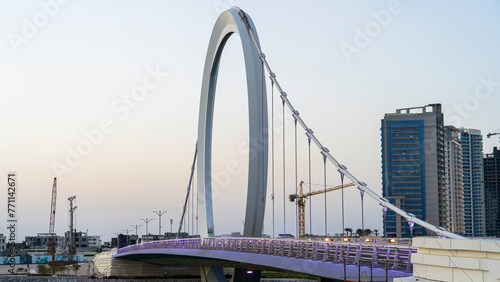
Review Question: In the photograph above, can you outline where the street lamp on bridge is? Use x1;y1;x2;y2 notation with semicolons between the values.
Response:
152;210;168;235
140;218;154;235
130;224;142;236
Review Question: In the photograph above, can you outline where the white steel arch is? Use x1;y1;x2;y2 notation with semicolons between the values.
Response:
197;7;268;238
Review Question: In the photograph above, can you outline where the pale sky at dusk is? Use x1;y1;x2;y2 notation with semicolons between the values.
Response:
1;1;499;242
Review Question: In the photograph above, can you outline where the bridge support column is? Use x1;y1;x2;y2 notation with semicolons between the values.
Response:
200;266;226;282
231;268;261;282
317;278;338;282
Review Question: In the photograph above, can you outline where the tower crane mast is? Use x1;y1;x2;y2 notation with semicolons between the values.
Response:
48;177;57;275
289;181;355;238
67;196;77;255
48;178;57;251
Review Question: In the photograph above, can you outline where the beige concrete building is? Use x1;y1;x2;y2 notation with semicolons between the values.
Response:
445;126;465;235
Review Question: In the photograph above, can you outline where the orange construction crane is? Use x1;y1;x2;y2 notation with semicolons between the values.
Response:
289;180;355;238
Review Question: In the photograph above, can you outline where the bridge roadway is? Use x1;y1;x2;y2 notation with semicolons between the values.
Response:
101;237;415;281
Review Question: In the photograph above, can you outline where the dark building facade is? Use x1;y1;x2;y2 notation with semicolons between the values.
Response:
111;234;138;248
484;147;500;237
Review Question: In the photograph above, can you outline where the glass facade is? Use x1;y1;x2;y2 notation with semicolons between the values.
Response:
381;104;444;238
459;129;486;237
382;120;426;237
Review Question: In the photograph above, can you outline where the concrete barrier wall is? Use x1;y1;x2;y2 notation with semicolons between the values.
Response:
93;248;116;276
395;237;500;282
93;248;166;277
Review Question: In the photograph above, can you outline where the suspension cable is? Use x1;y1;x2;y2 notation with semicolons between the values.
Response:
261;60;265;236
195;166;198;235
282;96;286;237
236;9;467;240
294;116;298;238
271;78;275;238
192;161;195;235
307;133;312;235
190;169;192;234
178;142;197;239
360;188;365;238
339;170;345;237
323;153;327;236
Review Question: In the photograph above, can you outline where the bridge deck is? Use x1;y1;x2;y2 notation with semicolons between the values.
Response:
111;238;415;280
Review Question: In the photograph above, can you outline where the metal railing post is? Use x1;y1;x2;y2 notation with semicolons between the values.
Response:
334;243;339;262
371;246;378;267
343;257;347;282
392;248;399;269
406;248;412;273
355;245;362;265
345;244;351;263
385;259;388;282
358;258;361;282
296;241;302;258
313;242;319;260
323;242;329;261
288;241;294;257
370;260;373;282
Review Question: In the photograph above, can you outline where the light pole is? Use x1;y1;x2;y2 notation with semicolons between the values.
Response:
140;218;154;235
170;219;173;233
130;224;142;236
152;210;168;235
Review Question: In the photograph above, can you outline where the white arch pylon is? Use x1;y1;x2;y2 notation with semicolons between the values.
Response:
197;7;268;238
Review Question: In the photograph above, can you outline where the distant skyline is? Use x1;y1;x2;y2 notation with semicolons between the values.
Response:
1;1;499;242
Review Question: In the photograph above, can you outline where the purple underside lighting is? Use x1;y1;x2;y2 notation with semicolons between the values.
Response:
247;270;253;274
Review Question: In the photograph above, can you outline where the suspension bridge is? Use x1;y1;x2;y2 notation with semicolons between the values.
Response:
93;7;500;282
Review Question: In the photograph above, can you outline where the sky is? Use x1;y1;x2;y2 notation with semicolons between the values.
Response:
0;0;499;243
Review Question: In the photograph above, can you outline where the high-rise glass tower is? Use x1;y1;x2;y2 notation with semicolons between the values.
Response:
484;147;500;237
459;128;486;237
381;104;445;238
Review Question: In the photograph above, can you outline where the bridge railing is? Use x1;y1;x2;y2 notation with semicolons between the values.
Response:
116;237;416;272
